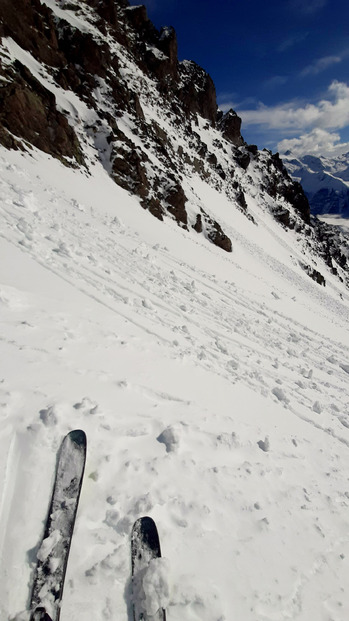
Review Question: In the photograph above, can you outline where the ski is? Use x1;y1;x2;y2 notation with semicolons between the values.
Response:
131;516;167;621
29;429;87;621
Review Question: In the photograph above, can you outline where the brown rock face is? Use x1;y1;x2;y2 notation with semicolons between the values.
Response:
0;62;83;163
193;209;232;253
208;221;233;252
165;180;188;226
217;109;244;146
265;153;311;225
112;141;150;199
84;0;119;28
178;61;217;125
158;27;178;68
126;11;179;88
58;28;114;82
0;0;61;66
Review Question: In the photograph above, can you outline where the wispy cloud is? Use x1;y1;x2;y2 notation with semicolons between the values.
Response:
218;95;259;112
278;32;309;52
278;128;349;157
264;75;288;89
217;91;239;106
288;0;327;14
236;81;349;132
300;54;342;77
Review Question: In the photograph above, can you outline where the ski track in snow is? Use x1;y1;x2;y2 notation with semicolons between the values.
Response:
1;147;349;621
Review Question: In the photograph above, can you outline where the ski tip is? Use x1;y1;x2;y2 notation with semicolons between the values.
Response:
133;516;157;532
30;607;53;621
132;516;161;555
67;429;87;447
135;515;156;529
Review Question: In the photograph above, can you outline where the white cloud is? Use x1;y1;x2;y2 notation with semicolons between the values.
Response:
300;55;342;76
236;81;349;132
278;128;349;157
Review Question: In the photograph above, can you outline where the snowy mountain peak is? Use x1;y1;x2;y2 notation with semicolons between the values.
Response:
283;151;349;217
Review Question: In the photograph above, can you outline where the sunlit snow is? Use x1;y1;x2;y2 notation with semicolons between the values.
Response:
0;141;349;621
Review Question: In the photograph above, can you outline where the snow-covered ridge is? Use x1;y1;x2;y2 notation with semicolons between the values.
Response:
1;0;348;286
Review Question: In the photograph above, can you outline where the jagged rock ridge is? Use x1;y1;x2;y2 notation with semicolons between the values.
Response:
0;0;348;285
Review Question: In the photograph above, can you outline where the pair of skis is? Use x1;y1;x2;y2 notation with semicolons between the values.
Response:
29;430;166;621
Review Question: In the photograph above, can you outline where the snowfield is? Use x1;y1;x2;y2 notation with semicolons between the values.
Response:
1;144;349;621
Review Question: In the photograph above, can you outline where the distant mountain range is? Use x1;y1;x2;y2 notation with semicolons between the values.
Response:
283;152;349;218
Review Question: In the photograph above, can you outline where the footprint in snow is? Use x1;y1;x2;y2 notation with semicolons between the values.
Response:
73;396;99;416
104;509;132;535
39;405;58;427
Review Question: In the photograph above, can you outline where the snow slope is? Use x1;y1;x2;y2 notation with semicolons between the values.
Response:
1;143;349;621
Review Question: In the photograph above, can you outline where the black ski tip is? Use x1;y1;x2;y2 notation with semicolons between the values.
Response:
67;429;86;447
30;607;53;621
132;516;161;555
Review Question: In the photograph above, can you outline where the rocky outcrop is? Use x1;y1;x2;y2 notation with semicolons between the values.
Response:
207;220;232;252
193;209;232;252
0;0;60;66
279;180;310;224
112;140;150;199
314;218;348;279
164;179;188;225
217;109;244;146
178;61;217;125
0;60;83;164
299;262;326;286
263;152;311;225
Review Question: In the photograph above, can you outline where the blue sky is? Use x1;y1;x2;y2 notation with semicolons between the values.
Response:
129;0;349;157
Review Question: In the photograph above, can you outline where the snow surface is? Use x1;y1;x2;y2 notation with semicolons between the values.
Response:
1;142;349;621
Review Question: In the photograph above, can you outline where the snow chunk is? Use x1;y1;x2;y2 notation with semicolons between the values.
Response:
37;529;61;562
312;401;322;414
257;436;270;452
157;424;183;453
271;387;289;403
134;557;170;617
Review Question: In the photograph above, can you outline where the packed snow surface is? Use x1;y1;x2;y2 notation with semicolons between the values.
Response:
1;145;349;621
